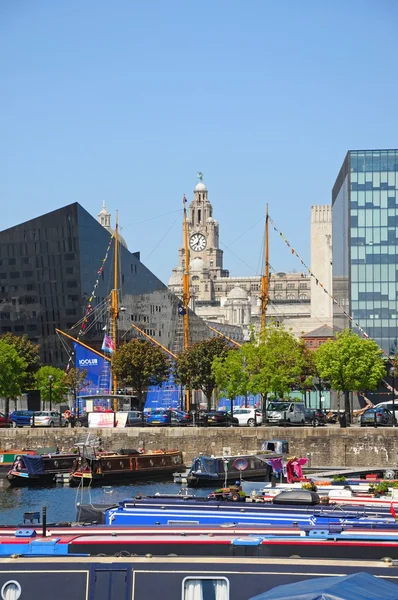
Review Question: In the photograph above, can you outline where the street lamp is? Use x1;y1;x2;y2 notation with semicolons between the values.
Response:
390;366;396;427
48;375;54;411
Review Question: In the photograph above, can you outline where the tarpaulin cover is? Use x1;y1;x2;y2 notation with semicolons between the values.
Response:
249;572;398;600
76;504;118;525
22;454;45;475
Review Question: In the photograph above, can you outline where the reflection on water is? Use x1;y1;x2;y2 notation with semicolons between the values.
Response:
0;478;209;525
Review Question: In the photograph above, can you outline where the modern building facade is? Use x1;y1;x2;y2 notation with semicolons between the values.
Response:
332;149;398;354
169;177;333;339
0;203;211;367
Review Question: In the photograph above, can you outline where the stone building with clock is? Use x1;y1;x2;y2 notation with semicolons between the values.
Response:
169;177;333;340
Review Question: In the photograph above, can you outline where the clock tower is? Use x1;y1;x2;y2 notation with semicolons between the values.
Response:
169;175;228;303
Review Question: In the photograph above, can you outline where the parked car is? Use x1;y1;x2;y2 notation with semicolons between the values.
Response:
197;411;239;427
304;408;327;426
74;414;88;427
233;408;262;427
10;410;35;428
0;413;11;428
126;410;145;426
360;407;395;427
146;409;190;426
30;411;65;427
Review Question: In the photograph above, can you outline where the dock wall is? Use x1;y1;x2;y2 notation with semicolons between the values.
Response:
0;427;397;467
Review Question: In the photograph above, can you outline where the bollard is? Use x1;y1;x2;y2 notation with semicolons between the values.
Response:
283;411;287;427
374;411;377;428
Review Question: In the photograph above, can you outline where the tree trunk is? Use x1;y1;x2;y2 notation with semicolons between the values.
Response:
343;390;351;427
5;398;9;419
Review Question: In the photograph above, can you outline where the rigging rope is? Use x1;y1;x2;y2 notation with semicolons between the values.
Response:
268;215;391;354
64;235;114;371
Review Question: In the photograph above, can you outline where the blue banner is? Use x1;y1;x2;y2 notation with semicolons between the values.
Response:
144;368;181;412
74;342;111;395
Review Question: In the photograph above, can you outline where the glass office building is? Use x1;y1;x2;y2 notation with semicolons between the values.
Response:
332;150;398;354
0;203;212;367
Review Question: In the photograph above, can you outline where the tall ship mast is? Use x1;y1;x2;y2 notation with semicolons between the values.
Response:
182;194;191;410
110;211;119;405
260;204;269;333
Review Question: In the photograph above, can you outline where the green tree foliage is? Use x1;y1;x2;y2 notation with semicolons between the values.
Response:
245;322;306;399
175;338;230;407
212;349;249;402
0;340;28;415
112;340;170;409
315;329;386;418
0;333;40;390
34;366;68;406
296;339;318;391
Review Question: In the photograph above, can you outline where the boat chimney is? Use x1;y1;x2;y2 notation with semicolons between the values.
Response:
42;506;47;538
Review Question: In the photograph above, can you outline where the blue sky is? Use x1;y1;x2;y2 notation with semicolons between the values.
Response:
1;1;398;284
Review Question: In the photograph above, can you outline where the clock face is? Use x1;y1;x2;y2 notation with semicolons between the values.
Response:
190;233;207;252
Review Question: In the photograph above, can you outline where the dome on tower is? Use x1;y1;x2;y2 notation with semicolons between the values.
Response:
168;268;183;286
190;257;205;272
206;216;215;224
227;286;248;300
194;182;207;192
97;202;128;249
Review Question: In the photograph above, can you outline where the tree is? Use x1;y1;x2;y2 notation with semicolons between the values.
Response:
174;338;230;408
64;368;90;415
212;348;249;410
34;366;68;407
112;339;170;409
245;322;306;401
0;340;27;416
315;329;386;422
0;333;40;390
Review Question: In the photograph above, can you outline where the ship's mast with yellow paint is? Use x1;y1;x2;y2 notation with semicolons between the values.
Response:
260;204;269;334
110;211;119;407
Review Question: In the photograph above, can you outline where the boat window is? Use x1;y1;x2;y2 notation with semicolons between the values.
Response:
202;458;218;474
182;577;229;600
267;402;290;411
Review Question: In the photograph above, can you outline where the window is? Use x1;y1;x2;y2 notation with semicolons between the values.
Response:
10;272;20;279
66;281;77;288
287;282;295;289
287;294;295;300
14;326;24;332
299;294;308;300
182;577;229;600
23;271;33;277
274;283;283;290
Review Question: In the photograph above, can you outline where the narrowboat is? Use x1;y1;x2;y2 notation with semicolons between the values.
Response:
0;449;36;475
3;518;398;561
6;453;77;486
0;555;396;600
186;453;276;487
69;448;184;486
81;490;397;529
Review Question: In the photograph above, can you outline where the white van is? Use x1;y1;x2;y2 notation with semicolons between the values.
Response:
266;401;306;425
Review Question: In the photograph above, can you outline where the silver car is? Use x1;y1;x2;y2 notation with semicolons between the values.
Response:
30;411;65;427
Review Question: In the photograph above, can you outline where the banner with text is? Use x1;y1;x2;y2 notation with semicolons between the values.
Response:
74;342;111;395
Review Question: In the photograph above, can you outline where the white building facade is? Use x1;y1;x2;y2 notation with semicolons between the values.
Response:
169;178;332;339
